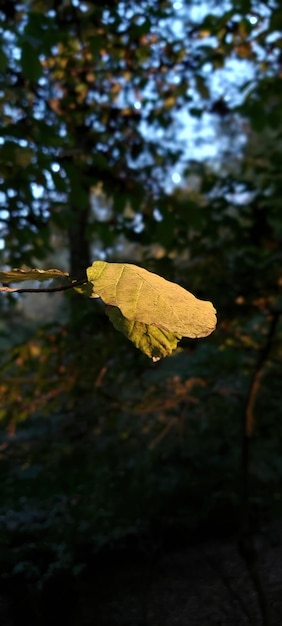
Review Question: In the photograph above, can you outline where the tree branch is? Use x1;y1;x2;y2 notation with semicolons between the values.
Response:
0;278;87;294
245;310;280;436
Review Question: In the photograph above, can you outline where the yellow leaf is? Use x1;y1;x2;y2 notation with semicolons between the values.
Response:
87;261;217;339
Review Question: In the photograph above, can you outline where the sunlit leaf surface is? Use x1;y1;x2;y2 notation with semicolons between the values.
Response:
87;261;217;339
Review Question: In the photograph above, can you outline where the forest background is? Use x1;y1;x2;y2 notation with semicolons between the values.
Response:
0;1;281;625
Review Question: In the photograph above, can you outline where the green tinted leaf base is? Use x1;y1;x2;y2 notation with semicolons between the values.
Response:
106;306;181;361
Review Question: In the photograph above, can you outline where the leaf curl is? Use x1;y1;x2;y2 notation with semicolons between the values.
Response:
106;305;181;361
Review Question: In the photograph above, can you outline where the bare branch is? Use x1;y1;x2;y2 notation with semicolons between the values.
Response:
0;278;87;294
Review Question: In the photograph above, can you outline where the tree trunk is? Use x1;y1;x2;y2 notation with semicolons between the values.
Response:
68;202;91;280
67;200;92;326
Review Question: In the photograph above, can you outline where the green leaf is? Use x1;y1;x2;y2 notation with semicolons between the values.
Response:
87;261;217;338
21;42;42;81
0;49;8;72
106;306;181;361
195;75;210;100
270;9;282;31
0;268;69;284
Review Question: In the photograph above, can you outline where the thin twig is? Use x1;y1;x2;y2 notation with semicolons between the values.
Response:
240;309;281;626
0;278;87;294
245;311;280;437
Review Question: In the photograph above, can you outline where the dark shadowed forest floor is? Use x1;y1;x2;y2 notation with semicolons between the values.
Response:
2;519;282;626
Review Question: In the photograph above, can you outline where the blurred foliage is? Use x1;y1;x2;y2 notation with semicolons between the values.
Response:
0;0;282;622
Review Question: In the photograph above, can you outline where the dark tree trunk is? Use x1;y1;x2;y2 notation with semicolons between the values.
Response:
67;200;92;327
68;203;91;280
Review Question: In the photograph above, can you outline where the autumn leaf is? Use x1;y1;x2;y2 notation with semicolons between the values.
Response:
87;261;217;339
0;262;217;360
0;268;69;284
